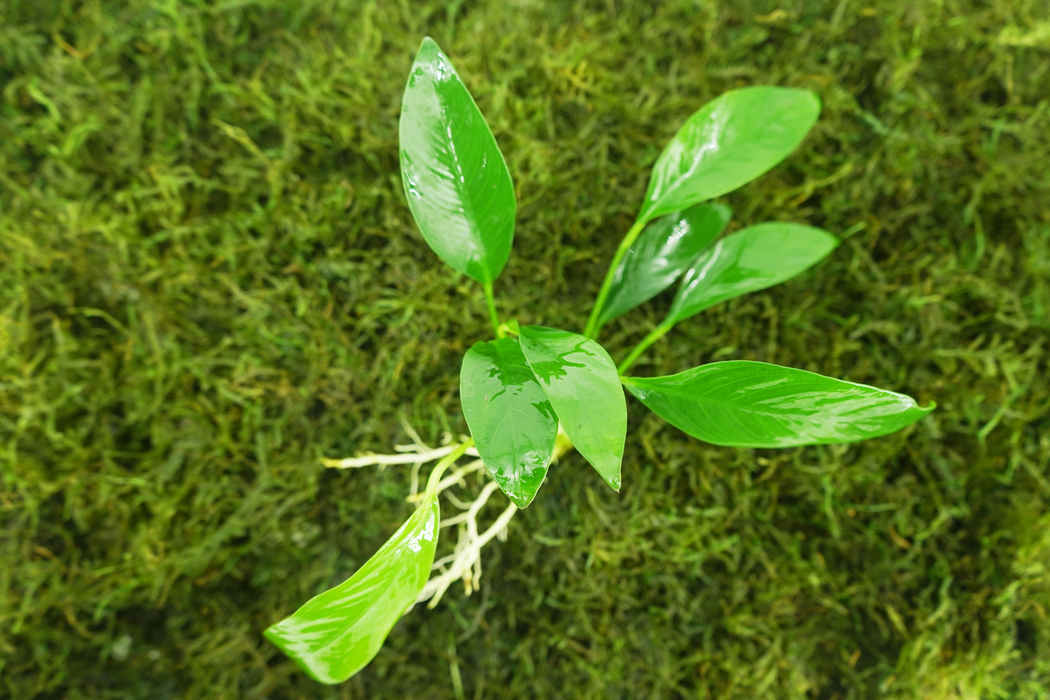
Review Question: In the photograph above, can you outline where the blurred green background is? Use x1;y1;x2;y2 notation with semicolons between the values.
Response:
1;1;1048;698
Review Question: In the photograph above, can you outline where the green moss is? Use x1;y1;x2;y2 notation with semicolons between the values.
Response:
1;0;1048;697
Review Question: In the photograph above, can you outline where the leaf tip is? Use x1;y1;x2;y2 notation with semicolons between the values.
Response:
415;36;446;65
507;489;535;509
804;87;822;114
262;623;279;646
263;620;341;685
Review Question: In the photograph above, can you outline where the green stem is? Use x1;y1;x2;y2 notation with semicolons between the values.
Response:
583;219;647;339
617;322;672;375
483;282;502;339
425;439;475;498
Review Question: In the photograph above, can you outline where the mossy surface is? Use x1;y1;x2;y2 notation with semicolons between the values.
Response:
2;1;1048;698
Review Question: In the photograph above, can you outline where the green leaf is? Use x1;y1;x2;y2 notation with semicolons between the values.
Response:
399;37;516;283
518;326;627;490
666;222;838;326
623;361;934;448
638;87;820;223
460;338;557;508
599;203;732;325
264;496;439;684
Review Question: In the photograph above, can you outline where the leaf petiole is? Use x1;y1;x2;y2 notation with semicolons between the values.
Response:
483;282;503;338
583;219;647;339
617;321;673;375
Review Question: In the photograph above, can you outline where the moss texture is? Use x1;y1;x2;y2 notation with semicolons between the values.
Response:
2;1;1048;698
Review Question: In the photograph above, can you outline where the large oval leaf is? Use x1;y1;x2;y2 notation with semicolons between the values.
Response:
264;495;440;684
623;361;933;448
460;338;558;508
638;87;820;223
666;222;838;326
599;203;732;325
399;37;516;283
518;326;627;491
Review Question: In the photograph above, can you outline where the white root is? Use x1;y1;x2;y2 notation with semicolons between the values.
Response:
322;443;479;470
324;430;519;613
417;499;518;608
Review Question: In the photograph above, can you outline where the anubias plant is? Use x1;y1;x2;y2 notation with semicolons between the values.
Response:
265;37;934;684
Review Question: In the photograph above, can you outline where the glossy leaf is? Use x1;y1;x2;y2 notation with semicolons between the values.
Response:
460;338;557;507
666;222;838;326
599;203;732;325
264;496;439;684
638;87;820;223
399;37;516;283
623;361;934;448
518;326;627;490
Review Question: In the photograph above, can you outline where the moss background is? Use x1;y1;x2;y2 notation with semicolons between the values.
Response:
2;0;1049;698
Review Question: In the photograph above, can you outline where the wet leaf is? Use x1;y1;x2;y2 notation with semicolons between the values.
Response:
639;87;820;222
399;37;516;282
666;222;838;325
518;326;627;490
460;338;557;507
600;203;732;324
624;361;934;447
264;496;440;684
